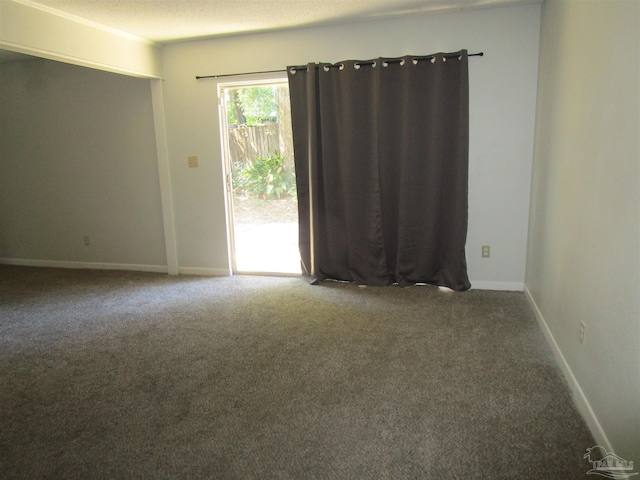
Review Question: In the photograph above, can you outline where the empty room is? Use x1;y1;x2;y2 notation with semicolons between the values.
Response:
0;0;638;478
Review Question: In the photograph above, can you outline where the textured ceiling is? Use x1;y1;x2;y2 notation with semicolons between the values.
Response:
25;0;535;43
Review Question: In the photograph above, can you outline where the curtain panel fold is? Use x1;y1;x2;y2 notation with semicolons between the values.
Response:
288;51;471;291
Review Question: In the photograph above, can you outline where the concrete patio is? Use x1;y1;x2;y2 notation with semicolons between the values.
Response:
233;222;301;275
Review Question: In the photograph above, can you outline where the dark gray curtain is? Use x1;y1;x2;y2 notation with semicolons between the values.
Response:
288;51;471;291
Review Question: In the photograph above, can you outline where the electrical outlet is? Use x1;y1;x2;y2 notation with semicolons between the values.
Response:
579;322;586;345
481;245;490;258
83;235;90;246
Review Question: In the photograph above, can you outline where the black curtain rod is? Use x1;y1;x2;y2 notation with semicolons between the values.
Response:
196;52;483;80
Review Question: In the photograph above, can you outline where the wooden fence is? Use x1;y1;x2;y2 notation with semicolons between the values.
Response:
228;123;281;167
227;84;294;170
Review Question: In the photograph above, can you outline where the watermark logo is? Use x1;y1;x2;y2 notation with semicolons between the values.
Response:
584;445;638;479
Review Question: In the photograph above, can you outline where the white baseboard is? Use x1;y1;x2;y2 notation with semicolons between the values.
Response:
0;258;168;273
0;260;521;286
178;267;231;276
470;280;524;291
0;258;233;277
524;285;612;453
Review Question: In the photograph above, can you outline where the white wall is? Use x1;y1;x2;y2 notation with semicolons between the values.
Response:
0;58;168;270
161;4;542;286
526;0;639;461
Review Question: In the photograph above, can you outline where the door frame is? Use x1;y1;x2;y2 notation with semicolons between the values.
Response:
216;73;291;275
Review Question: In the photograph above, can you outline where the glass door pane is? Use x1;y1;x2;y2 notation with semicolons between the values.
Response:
219;80;300;275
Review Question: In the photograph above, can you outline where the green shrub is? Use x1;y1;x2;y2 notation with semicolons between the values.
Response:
241;152;296;199
231;160;249;195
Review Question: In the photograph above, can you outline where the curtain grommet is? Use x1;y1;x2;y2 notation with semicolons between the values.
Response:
383;59;404;68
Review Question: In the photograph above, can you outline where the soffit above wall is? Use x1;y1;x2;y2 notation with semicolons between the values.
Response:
0;0;162;77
